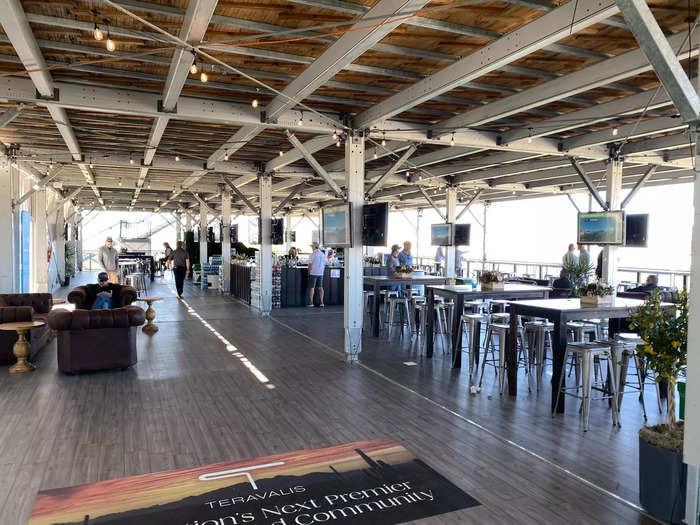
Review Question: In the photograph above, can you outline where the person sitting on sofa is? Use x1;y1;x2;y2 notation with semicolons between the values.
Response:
628;274;659;294
92;272;115;310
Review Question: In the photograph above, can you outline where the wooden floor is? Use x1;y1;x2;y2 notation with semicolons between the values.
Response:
0;272;662;524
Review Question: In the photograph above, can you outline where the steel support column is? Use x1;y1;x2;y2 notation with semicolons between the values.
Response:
221;184;231;294
445;186;457;278
602;158;623;287
199;202;208;266
344;131;364;361
259;174;273;315
0;161;15;292
31;187;48;292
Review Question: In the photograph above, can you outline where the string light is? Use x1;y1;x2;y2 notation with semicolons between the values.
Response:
189;62;198;75
252;99;259;108
89;163;94;168
224;151;229;161
297;111;304;127
527;128;533;144
450;132;455;146
106;33;115;52
381;132;386;146
332;129;337;140
612;127;619;136
118;179;122;187
336;139;341;147
279;150;284;157
129;154;134;165
93;23;103;41
175;155;180;161
373;152;378;159
200;70;208;83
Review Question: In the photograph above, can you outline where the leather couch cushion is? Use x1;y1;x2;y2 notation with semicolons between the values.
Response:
0;296;6;307
48;305;146;331
0;293;52;314
0;306;33;323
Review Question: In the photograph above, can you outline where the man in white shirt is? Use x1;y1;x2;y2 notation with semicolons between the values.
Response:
308;242;326;307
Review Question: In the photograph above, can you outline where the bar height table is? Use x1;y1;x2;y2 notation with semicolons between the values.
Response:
424;284;551;367
506;297;674;413
363;275;450;337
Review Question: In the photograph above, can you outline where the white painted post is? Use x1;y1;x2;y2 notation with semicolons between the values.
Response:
54;199;66;287
221;184;231;294
31;187;48;292
259;173;273;315
685;124;700;525
0;161;15;293
199;203;208;266
344;131;364;361
186;211;192;232
445;186;457;279
482;203;488;272
285;214;292;252
602;157;622;288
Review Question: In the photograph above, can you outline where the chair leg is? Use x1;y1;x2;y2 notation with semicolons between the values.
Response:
386;303;395;339
498;333;506;395
633;354;648;421
581;351;592;432
607;356;621;427
479;326;493;388
404;302;412;335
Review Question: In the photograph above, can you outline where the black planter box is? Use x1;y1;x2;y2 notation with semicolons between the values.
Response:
639;436;687;524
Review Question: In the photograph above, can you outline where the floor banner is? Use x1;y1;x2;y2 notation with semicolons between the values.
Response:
28;438;480;524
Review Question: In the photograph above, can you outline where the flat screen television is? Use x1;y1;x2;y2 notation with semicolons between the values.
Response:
321;203;352;247
454;223;471;246
362;202;388;246
271;218;284;245
431;223;454;246
577;211;625;245
625;213;649;247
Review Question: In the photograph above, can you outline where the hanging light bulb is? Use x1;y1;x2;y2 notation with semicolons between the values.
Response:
450;132;455;147
175;155;180;161
527;128;533;144
93;24;103;41
373;152;378;160
251;98;259;108
336;138;341;147
129;155;134;165
224;151;229;161
89;163;94;168
381;132;386;147
118;179;122;187
200;70;208;83
612;127;619;136
297;111;304;127
279;150;284;157
189;62;198;75
332;129;337;140
106;34;115;52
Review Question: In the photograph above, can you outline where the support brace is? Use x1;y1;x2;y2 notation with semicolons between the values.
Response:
418;186;447;221
621;164;657;208
366;144;417;198
273;181;306;215
223;177;258;214
569;157;608;210
456;189;482;220
285;130;344;198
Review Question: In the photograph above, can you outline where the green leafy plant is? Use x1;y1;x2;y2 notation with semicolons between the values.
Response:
480;270;504;284
396;264;413;274
579;280;613;297
629;289;687;431
563;259;595;297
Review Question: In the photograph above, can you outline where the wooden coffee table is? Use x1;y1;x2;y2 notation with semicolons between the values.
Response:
0;320;45;373
137;297;163;334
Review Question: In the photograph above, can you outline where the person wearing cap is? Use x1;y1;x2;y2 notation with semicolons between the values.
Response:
93;272;115;310
308;242;326;307
99;236;119;284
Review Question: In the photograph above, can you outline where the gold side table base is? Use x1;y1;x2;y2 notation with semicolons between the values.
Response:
9;329;36;373
138;297;162;335
142;322;159;334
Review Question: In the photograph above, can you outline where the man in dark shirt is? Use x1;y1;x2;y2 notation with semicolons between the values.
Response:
551;269;572;298
169;241;190;299
92;272;115;309
628;274;659;294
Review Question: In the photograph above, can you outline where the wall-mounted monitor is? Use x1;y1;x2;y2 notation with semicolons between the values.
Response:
454;224;471;246
362;202;388;247
321;204;352;247
271;218;284;245
625;213;649;247
431;223;454;246
577;211;625;245
230;224;238;244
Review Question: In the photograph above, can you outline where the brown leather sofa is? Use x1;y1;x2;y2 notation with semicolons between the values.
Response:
48;306;146;373
68;283;138;309
0;293;53;365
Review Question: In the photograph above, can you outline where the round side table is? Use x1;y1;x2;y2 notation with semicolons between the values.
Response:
137;297;163;334
0;321;45;373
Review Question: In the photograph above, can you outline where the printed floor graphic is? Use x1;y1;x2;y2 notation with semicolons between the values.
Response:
28;438;480;525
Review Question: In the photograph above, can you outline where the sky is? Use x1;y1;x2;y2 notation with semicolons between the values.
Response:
80;182;695;279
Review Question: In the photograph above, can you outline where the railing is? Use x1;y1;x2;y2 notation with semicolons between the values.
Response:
409;256;689;288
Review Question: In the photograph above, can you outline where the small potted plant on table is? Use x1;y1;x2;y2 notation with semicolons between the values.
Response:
394;264;414;278
579;281;614;306
629;289;688;524
480;270;504;290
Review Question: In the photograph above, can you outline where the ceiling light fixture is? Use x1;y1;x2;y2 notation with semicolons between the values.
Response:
373;152;378;159
279;150;284;157
297;111;304;127
129;154;134;165
224;151;229;161
252;99;259;108
336;139;341;147
200;69;208;83
381;132;386;147
527;128;533;144
450;132;455;146
106;33;115;52
332;129;337;140
175;155;180;161
612;127;619;136
93;23;103;41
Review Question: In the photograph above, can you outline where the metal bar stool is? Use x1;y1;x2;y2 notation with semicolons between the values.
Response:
460;313;487;390
464;300;486;314
410;296;425;336
616;333;664;415
479;321;527;394
385;296;412;339
490;299;510;314
524;320;553;392
553;341;620;431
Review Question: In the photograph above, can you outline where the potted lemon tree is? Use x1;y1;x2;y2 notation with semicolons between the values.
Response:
628;289;688;524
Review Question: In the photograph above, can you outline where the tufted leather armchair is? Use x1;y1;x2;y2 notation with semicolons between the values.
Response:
68;284;138;310
48;306;146;373
0;293;53;365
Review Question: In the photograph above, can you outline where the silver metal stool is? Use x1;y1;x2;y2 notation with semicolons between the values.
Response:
385;296;412;338
524;320;553;392
125;273;147;297
464;300;486;314
461;313;487;388
490;299;509;313
480;321;526;394
553;341;620;431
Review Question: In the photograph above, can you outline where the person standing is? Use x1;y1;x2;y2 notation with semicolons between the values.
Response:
578;243;590;266
398;241;413;267
170;241;190;299
562;243;578;268
308;242;326;307
435;245;445;274
162;242;173;270
98;236;120;284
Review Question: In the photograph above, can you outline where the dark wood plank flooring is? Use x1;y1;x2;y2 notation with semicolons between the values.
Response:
0;272;660;524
